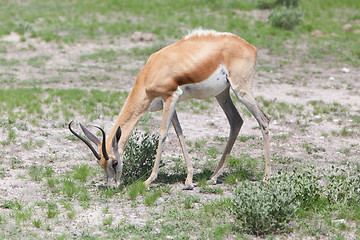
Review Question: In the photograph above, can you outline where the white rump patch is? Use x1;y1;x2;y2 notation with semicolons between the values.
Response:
184;27;235;39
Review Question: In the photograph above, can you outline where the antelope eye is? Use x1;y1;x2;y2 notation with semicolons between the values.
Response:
112;160;118;168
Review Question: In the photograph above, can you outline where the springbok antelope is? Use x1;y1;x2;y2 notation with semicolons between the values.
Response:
69;28;271;189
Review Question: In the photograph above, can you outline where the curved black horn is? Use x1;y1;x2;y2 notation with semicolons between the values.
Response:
94;126;109;160
68;121;101;160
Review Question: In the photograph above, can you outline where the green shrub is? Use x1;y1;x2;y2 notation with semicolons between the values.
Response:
28;165;44;182
269;6;303;30
255;0;277;9
199;186;224;195
275;0;300;7
72;164;92;182
256;0;299;9
46;202;60;219
128;181;146;200
283;168;322;209
229;169;322;235
62;179;77;198
326;167;360;206
122;130;159;185
144;191;162;206
230;176;300;235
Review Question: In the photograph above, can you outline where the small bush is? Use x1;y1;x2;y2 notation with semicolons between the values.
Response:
46;202;60;219
28;165;44;182
0;215;5;224
144;191;162;206
128;181;146;201
122;130;159;185
326;167;360;206
275;0;300;7
72;164;92;182
62;179;77;198
283;168;322;209
269;6;303;30
183;195;200;209
230;177;300;235
229;169;322;235
256;0;299;9
199;186;224;195
255;0;276;9
230;166;360;235
103;216;113;226
99;186;121;198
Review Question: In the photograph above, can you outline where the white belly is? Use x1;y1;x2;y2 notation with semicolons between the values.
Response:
148;65;230;112
179;65;229;101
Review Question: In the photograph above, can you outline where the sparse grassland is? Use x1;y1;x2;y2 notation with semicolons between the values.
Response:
0;0;359;239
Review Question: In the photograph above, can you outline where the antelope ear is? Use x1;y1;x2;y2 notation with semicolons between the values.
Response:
115;126;121;142
112;126;122;151
79;123;101;146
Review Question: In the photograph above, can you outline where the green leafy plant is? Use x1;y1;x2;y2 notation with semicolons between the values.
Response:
1;200;22;210
78;186;91;209
276;0;300;7
144;191;162;206
229;168;324;235
46;202;60;218
12;206;33;223
326;167;360;206
269;6;303;30
230;173;296;235
183;195;200;209
287;168;322;209
199;186;224;195
225;154;259;183
128;181;146;201
122;130;159;185
99;186;120;198
255;0;277;9
67;210;76;220
28;164;44;182
0;127;16;146
230;179;300;235
0;214;5;224
256;0;300;9
103;215;114;226
72;164;92;182
62;179;78;198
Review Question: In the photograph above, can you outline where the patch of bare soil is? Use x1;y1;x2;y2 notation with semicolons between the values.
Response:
0;32;156;91
0;33;359;238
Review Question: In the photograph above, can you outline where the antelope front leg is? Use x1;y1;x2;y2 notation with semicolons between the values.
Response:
144;88;182;187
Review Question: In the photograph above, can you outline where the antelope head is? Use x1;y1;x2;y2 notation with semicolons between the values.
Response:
68;121;122;186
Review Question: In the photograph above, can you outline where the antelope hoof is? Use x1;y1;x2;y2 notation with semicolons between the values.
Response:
182;184;194;190
207;179;217;185
207;178;222;185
